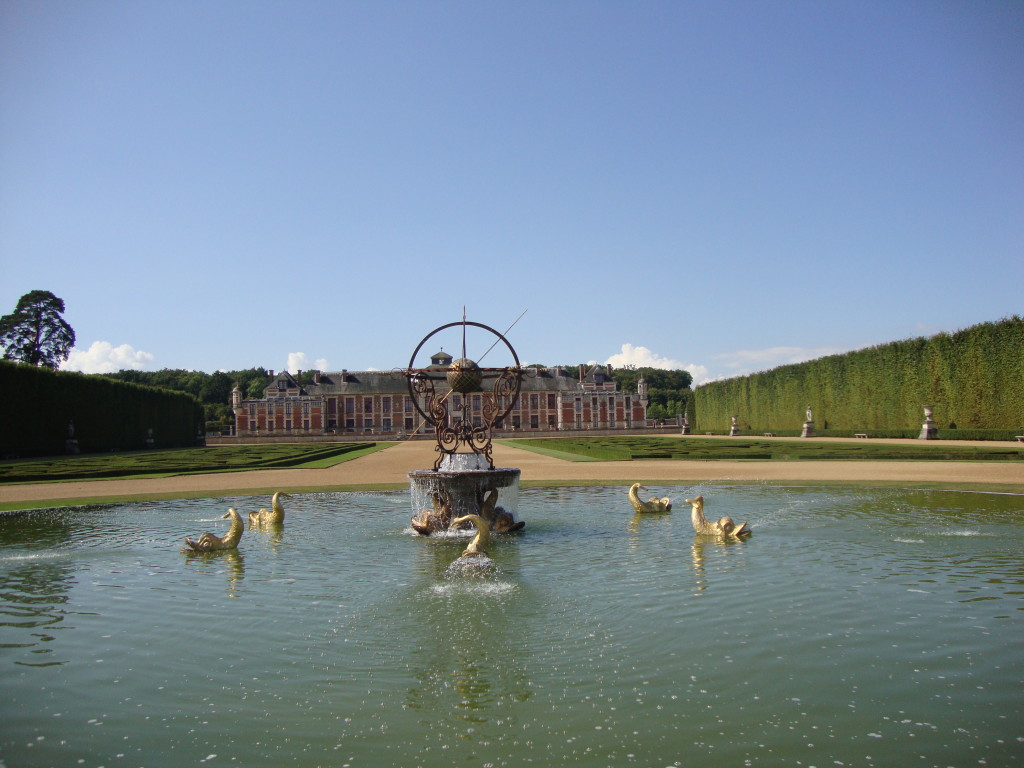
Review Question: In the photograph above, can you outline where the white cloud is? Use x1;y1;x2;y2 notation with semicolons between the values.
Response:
286;352;329;373
604;343;712;384
64;341;155;374
683;364;714;385
605;343;686;370
712;345;847;376
602;342;847;387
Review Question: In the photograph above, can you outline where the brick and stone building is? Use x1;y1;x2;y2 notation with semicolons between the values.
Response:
231;350;650;437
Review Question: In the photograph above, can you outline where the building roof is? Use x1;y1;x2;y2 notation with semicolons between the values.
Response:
252;366;632;401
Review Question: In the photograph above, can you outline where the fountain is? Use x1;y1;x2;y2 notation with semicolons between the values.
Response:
406;318;525;534
1;486;1021;767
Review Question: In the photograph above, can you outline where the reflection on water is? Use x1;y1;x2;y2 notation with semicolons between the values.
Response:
0;485;1021;767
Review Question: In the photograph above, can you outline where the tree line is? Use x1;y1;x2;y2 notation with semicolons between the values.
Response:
103;368;272;428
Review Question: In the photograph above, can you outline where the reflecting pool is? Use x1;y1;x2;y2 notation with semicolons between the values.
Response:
1;485;1022;767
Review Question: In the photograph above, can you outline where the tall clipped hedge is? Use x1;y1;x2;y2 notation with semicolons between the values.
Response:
693;316;1024;433
0;361;204;458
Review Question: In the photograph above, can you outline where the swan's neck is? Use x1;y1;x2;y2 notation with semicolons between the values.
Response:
460;514;490;552
225;511;244;543
691;504;714;534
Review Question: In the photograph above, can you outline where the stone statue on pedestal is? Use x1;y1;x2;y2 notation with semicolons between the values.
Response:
801;404;816;438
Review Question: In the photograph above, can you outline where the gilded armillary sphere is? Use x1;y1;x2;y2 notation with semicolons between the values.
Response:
406;319;523;470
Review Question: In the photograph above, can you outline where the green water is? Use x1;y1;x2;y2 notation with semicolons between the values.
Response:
1;485;1021;767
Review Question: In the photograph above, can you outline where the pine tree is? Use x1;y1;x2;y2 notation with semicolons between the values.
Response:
0;290;76;369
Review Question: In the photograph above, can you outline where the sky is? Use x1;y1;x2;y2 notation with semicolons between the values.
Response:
2;1;1021;385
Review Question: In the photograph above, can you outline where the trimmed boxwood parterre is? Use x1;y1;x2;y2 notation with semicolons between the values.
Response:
509;436;1024;462
0;443;378;484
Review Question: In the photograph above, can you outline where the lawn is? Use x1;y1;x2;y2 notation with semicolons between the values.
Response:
0;442;393;484
506;436;1024;463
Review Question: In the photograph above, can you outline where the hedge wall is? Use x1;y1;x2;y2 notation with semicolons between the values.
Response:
0;361;204;458
693;316;1024;434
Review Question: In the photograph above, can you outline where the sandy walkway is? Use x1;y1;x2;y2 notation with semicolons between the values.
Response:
1;437;1021;508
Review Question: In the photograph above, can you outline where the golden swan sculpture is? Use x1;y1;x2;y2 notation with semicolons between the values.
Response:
628;483;672;514
685;495;750;538
479;489;526;532
451;514;491;559
249;491;292;528
181;508;244;552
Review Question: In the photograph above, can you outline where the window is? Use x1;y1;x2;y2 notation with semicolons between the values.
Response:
382;397;391;414
547;394;556;409
530;394;539;409
530;415;539;429
363;397;373;413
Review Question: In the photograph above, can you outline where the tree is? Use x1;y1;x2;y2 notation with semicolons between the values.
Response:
0;290;76;369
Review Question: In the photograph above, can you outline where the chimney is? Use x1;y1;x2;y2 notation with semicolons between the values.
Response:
579;364;585;382
341;369;348;382
313;370;321;384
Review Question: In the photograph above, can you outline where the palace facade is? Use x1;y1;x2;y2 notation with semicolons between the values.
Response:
231;350;650;437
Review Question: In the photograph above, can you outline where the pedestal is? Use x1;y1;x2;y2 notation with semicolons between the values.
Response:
801;421;815;438
918;405;938;440
65;439;80;455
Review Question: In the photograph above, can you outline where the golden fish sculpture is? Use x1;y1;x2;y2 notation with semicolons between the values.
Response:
685;495;750;538
628;483;672;514
248;491;292;528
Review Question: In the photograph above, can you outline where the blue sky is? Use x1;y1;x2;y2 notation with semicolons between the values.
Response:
2;1;1021;384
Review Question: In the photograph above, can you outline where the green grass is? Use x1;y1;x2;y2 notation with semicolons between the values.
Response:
0;442;394;484
505;436;1024;463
